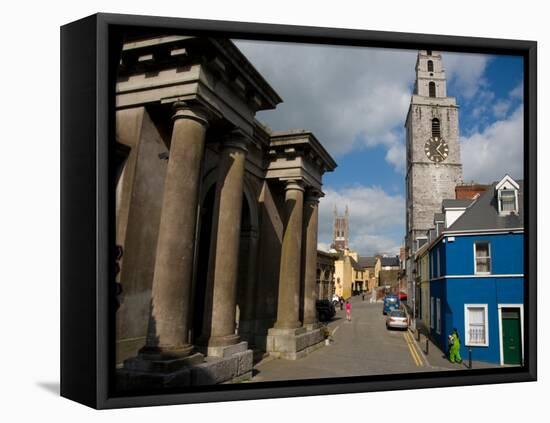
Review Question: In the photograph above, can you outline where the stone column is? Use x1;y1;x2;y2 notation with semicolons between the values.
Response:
200;131;249;353
302;190;321;327
274;179;305;329
141;101;209;359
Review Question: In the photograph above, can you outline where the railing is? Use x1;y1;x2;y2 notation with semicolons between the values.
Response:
468;327;485;344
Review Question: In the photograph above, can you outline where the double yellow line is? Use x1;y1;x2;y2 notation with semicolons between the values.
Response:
403;331;424;367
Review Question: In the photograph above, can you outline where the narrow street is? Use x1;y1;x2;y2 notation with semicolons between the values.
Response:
251;297;436;382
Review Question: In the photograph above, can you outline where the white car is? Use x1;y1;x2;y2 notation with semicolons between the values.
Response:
386;310;408;330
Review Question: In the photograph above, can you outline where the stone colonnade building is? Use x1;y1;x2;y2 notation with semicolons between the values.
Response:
114;35;336;388
316;250;338;300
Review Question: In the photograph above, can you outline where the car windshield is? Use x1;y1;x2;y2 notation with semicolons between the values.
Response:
390;311;405;317
386;297;397;303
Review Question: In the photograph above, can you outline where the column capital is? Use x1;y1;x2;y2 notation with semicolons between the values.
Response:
172;101;211;127
222;128;252;153
305;188;324;204
283;179;305;193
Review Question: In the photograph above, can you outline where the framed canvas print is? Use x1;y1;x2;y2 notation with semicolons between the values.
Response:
60;13;537;409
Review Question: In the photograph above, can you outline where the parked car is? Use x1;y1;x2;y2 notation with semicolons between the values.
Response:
386;309;408;330
316;299;336;322
383;294;400;315
399;291;407;301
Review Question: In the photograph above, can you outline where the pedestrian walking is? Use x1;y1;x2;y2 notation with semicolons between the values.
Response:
448;328;462;363
362;292;365;301
339;297;344;310
345;299;351;321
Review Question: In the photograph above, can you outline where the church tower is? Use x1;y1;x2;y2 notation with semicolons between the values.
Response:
405;50;463;257
331;205;349;251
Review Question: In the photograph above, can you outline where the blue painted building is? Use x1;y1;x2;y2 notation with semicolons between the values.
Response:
428;175;524;365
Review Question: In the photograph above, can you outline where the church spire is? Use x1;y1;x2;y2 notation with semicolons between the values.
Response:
331;205;349;251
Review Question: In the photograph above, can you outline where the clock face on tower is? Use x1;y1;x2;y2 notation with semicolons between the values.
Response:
424;137;449;162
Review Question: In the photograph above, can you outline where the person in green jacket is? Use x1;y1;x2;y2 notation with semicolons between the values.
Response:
449;328;462;364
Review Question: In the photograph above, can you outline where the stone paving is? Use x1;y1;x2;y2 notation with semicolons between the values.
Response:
250;297;435;382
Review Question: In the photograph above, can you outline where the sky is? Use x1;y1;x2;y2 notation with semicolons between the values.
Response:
234;40;524;256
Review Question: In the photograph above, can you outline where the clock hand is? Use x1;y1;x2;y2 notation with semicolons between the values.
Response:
435;142;444;158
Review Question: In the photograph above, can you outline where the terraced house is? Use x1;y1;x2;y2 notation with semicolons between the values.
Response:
427;175;524;365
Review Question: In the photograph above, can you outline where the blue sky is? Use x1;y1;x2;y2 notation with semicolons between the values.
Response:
235;41;524;255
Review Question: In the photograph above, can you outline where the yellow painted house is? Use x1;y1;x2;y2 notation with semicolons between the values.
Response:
333;250;367;299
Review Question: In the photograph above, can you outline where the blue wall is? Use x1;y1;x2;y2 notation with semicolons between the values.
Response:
439;233;524;276
429;233;524;364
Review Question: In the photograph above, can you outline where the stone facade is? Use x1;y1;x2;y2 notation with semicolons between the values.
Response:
405;50;463;276
317;250;337;300
114;35;336;390
331;206;349;250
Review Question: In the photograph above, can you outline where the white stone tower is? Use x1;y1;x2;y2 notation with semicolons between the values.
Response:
405;50;463;257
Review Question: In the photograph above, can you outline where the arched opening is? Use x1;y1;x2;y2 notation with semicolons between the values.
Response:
432;118;441;138
427;60;434;72
429;81;436;97
235;195;253;335
192;184;256;344
316;268;322;298
192;185;216;342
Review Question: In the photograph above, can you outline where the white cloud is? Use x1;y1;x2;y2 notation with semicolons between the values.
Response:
509;82;523;100
235;40;415;165
493;99;511;119
385;143;406;173
236;41;494;173
318;185;404;255
461;106;523;183
444;52;492;99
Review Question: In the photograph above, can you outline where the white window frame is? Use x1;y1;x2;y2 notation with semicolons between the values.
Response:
430;297;434;329
497;188;518;215
436;298;441;334
464;304;489;347
473;241;491;275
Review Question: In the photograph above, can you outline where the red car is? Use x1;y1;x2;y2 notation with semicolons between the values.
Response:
399;291;407;301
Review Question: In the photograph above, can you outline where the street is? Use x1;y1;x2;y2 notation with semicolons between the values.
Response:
251;297;437;382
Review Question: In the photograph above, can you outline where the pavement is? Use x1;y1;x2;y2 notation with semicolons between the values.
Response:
250;297;440;383
409;324;499;371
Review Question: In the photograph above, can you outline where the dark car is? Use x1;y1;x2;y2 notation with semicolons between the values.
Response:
316;299;336;322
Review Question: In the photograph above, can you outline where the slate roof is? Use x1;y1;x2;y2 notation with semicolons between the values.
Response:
447;180;524;232
434;213;445;223
357;256;377;268
441;199;474;209
380;256;400;267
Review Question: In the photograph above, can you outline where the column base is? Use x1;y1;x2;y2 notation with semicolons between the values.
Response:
266;326;325;360
303;322;322;331
117;344;253;391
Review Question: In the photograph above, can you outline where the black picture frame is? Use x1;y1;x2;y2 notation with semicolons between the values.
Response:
60;12;537;409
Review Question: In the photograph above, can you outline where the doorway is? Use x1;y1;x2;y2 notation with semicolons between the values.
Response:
500;306;522;365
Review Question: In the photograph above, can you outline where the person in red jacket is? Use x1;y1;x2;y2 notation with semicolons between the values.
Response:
345;300;351;322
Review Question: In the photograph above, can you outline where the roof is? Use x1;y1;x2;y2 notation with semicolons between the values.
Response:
447;180;524;232
357;256;377;268
441;199;474;209
434;213;445;223
380;256;400;267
